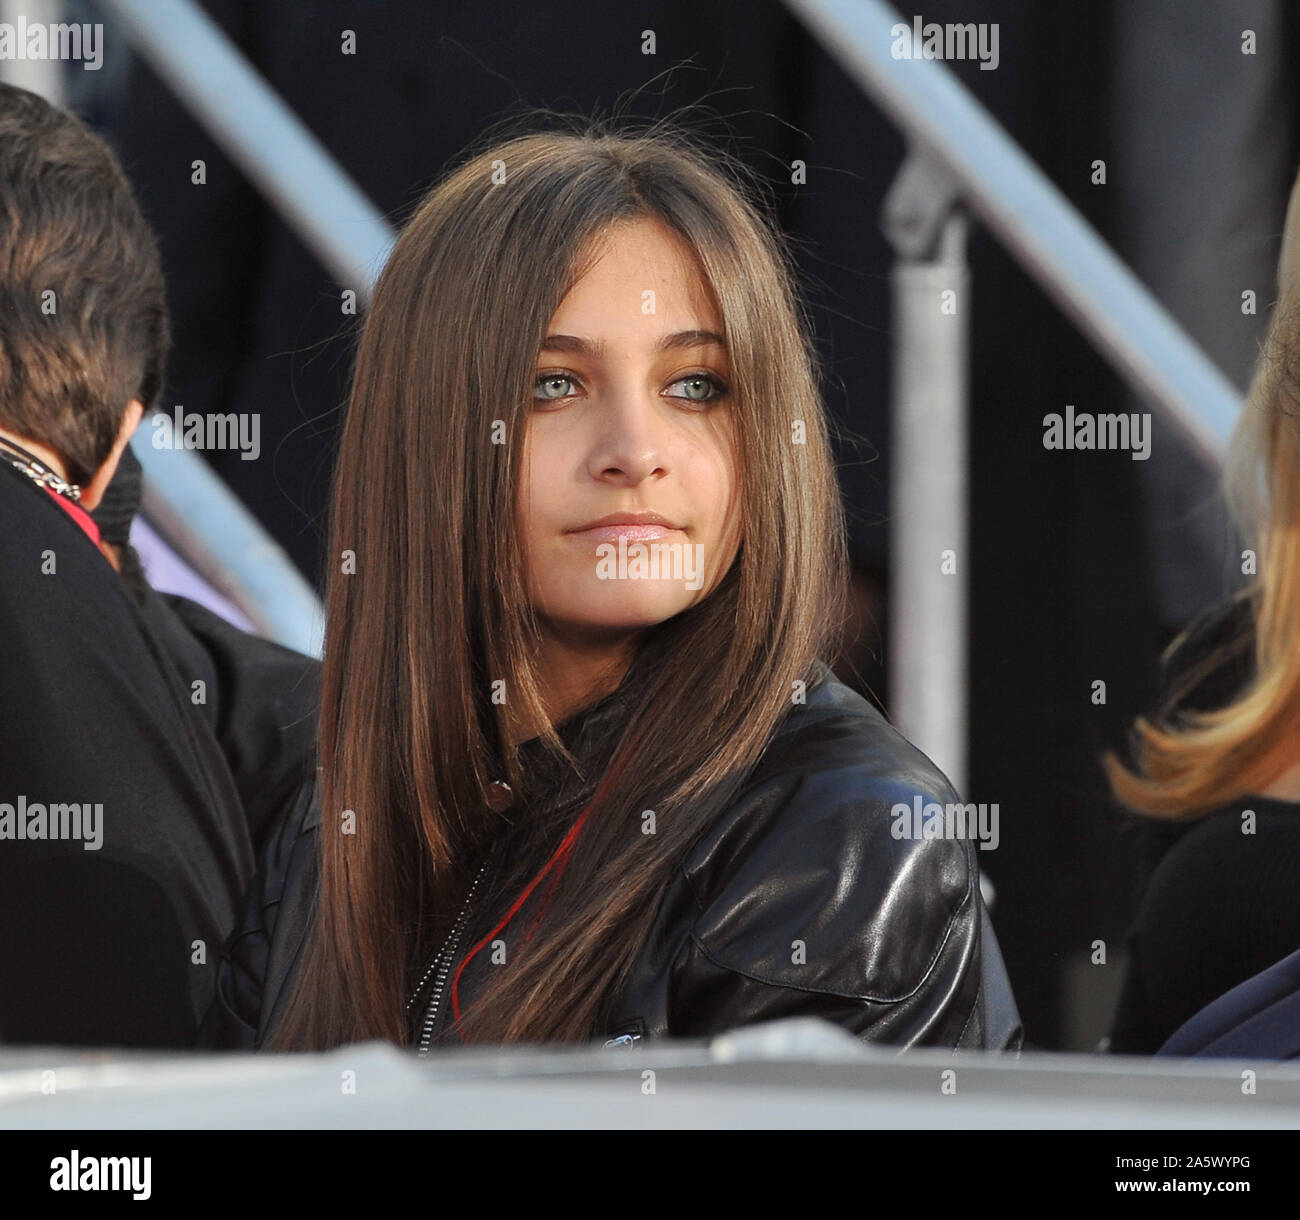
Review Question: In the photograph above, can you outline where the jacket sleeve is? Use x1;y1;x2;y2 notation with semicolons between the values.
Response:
664;767;1001;1049
158;593;321;855
198;776;320;1051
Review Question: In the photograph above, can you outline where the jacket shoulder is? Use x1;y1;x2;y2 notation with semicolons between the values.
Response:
667;664;986;1044
762;661;963;802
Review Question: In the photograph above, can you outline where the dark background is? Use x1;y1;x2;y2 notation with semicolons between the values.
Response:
73;0;1300;1050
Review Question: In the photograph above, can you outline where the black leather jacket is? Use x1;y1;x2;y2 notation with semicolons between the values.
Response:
201;661;1023;1053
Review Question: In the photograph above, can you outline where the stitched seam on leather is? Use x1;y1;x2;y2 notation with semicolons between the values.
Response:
953;851;985;1044
956;991;979;1045
675;771;974;1002
679;781;977;998
684;862;974;1005
950;854;983;1044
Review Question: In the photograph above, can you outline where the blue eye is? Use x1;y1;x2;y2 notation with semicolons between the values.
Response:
665;372;726;403
534;373;578;400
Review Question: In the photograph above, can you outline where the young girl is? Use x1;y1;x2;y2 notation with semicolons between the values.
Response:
204;121;1021;1052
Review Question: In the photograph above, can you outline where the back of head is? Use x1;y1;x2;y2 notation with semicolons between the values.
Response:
0;83;168;485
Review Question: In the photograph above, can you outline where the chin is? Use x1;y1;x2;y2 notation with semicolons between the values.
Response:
547;588;697;634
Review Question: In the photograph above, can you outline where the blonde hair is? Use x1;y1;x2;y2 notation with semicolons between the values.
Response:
1105;166;1300;816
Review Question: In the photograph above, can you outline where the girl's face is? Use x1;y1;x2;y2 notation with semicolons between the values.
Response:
518;218;742;645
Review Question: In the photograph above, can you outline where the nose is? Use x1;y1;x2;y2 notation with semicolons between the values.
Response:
585;385;669;486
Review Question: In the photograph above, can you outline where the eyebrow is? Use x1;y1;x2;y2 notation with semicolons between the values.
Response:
539;329;727;357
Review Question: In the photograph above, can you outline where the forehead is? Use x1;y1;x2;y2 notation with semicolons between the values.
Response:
547;217;721;335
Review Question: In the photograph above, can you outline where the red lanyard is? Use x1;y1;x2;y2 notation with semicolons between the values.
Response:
42;484;102;547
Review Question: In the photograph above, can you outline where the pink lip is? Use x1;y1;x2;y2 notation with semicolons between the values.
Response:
565;512;686;543
570;523;683;543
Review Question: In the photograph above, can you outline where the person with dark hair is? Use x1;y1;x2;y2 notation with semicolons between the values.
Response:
0;81;313;1048
204;123;1022;1053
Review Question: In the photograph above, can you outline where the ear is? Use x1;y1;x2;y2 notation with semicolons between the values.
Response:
80;399;144;512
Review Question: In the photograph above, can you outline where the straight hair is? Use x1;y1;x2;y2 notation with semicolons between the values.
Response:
1105;166;1300;816
272;120;847;1048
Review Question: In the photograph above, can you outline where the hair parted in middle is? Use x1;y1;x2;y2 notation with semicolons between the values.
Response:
272;116;848;1049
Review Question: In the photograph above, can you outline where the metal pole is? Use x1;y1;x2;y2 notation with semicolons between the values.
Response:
885;152;969;792
93;0;394;297
85;0;404;655
0;0;64;102
133;433;324;656
785;0;1241;467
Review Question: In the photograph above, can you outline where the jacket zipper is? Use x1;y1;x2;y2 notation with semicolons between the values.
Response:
407;858;490;1055
602;1033;641;1048
404;792;590;1053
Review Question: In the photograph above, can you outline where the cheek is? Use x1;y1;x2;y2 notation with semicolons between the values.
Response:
689;425;741;541
518;423;554;525
517;424;576;584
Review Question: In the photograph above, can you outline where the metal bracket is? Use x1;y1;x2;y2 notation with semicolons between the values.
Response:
882;145;966;262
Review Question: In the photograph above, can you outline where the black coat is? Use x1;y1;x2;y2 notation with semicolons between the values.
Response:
201;662;1023;1052
0;457;322;1048
1108;594;1300;1054
0;461;253;1047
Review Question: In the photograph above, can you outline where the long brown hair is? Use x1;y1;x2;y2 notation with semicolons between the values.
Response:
1104;166;1300;817
272;119;847;1048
